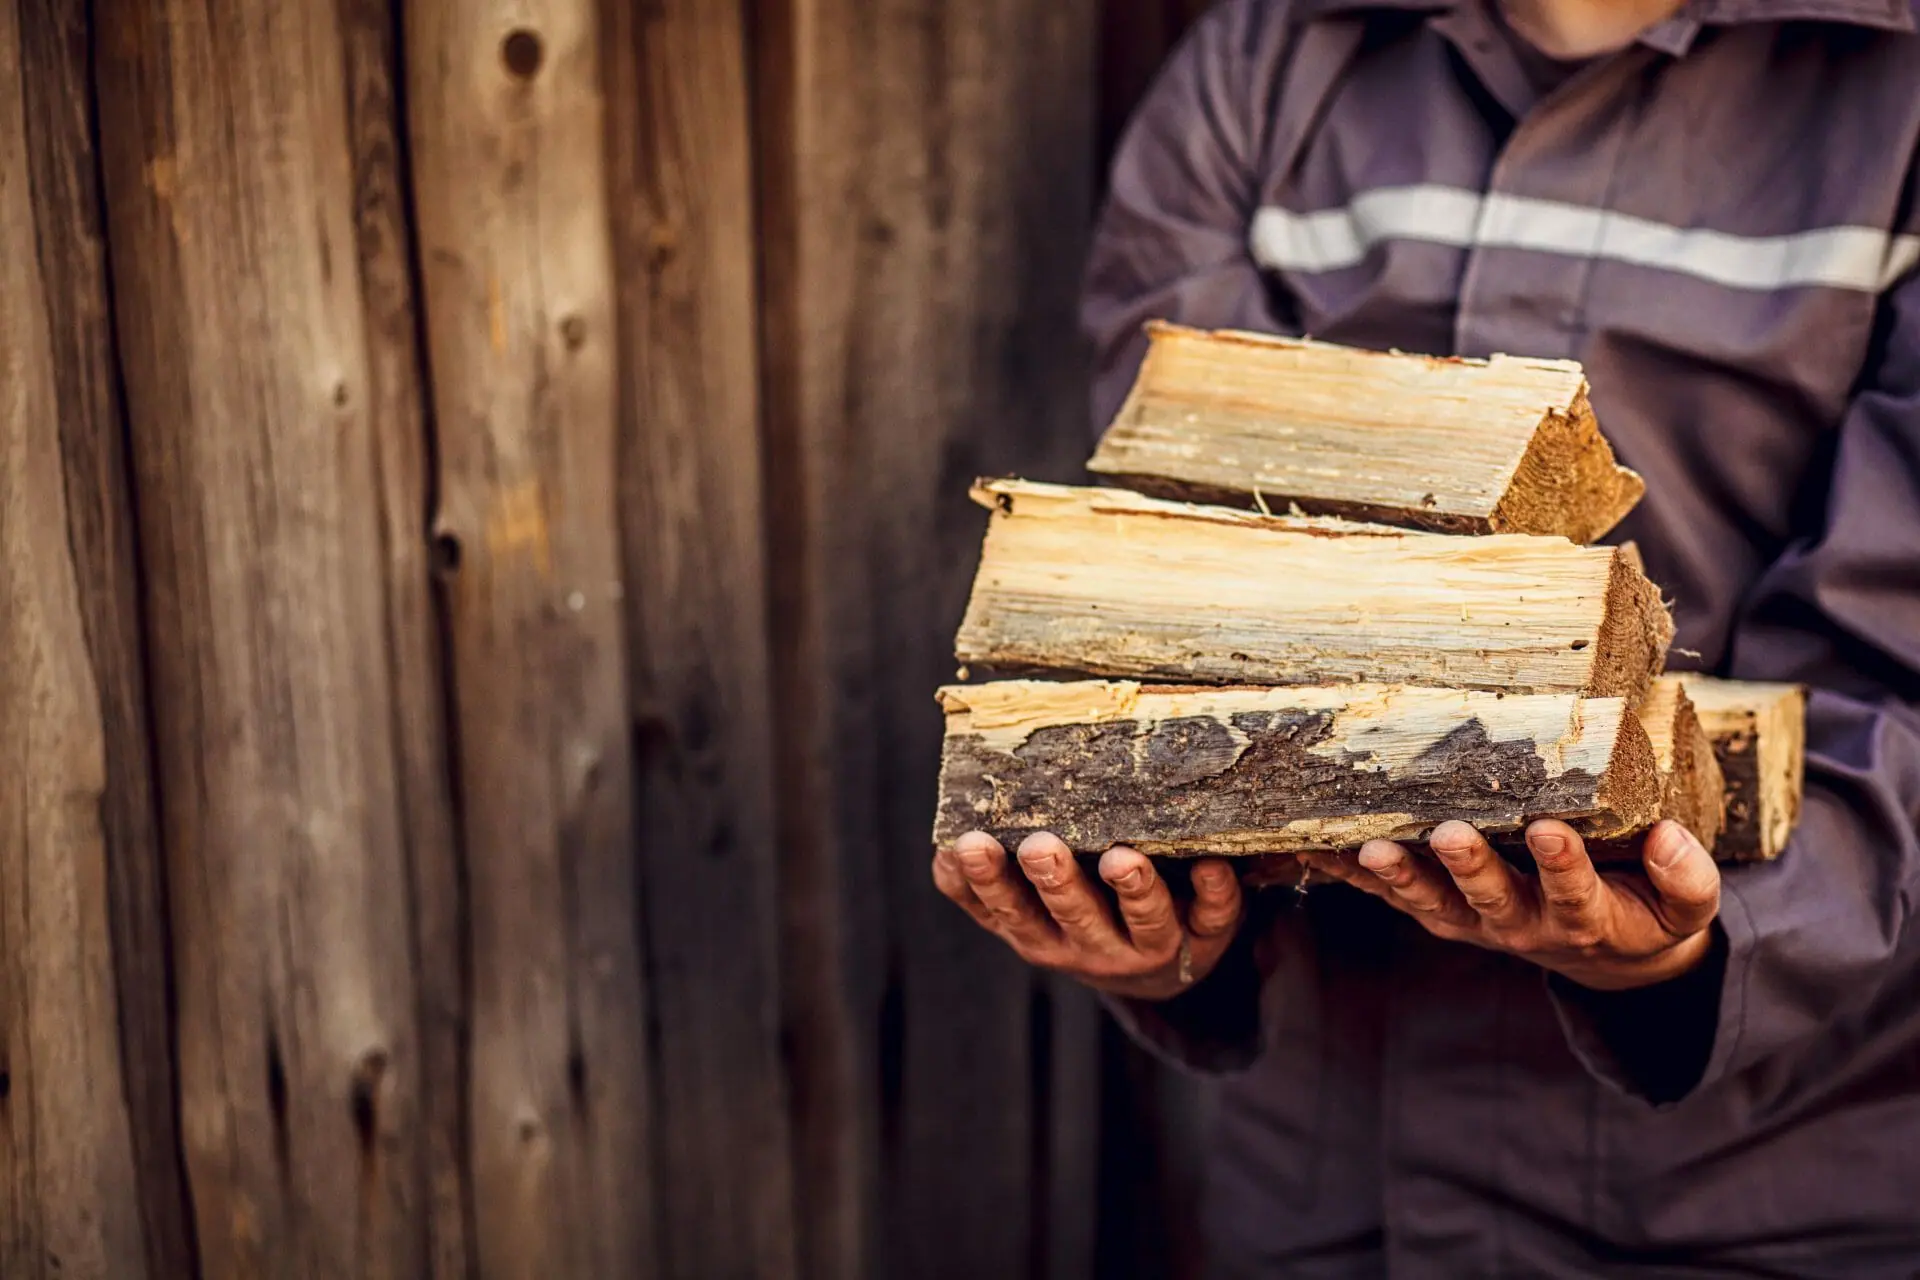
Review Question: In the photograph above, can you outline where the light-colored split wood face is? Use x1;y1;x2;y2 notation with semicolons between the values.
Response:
954;480;1670;699
1681;677;1807;860
1088;322;1644;542
933;680;1660;855
1633;676;1726;851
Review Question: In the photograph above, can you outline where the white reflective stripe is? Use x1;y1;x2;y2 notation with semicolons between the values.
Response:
1250;184;1920;293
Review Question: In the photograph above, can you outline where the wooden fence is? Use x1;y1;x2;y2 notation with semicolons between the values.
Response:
3;1;1210;1276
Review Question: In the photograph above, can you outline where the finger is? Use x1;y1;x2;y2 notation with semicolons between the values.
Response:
951;831;1055;950
1524;819;1607;940
1299;850;1395;903
1017;833;1124;952
931;846;996;930
1640;820;1721;938
1185;857;1245;943
1098;846;1182;958
1357;839;1480;930
1429;821;1532;929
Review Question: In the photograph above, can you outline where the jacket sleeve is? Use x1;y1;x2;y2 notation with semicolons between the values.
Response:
1552;266;1920;1104
1080;0;1297;434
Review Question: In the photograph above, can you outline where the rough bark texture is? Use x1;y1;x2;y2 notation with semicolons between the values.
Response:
935;681;1661;856
1089;323;1643;541
956;480;1672;699
1683;678;1807;861
406;1;653;1275
603;0;798;1274
2;5;148;1272
94;0;434;1272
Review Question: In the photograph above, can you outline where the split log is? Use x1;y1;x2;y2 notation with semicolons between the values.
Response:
1587;676;1725;858
1089;322;1644;542
1681;677;1807;861
955;480;1672;699
932;680;1664;856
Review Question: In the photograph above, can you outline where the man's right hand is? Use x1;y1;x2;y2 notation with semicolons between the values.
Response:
931;830;1246;1001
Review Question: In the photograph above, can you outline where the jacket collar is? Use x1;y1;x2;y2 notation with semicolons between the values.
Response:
1292;0;1915;33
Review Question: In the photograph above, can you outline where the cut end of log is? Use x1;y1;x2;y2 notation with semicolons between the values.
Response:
1591;546;1674;704
1088;323;1643;541
1487;387;1645;543
1633;676;1725;851
1681;677;1806;860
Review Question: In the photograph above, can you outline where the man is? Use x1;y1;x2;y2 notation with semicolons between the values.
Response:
931;0;1920;1273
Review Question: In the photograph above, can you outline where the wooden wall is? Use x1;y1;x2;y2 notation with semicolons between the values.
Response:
1;1;1204;1276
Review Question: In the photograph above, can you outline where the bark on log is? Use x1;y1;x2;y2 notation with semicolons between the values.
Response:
1089;323;1644;541
955;480;1672;699
933;681;1663;856
1681;677;1806;861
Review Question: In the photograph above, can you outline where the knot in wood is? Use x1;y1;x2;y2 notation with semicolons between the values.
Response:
500;28;544;80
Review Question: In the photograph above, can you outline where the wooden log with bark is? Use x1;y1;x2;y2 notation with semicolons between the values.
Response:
932;680;1670;856
1088;323;1645;542
1681;677;1807;861
1587;675;1726;857
954;480;1672;700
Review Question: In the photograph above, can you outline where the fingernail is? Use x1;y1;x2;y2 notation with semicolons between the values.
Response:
1358;845;1400;876
1113;868;1144;892
1194;863;1228;891
956;849;993;878
1530;832;1568;858
1650;824;1699;870
1021;851;1059;887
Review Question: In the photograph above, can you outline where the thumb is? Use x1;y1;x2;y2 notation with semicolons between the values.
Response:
1184;858;1244;967
1641;821;1721;939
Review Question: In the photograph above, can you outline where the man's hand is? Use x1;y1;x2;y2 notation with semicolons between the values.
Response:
931;830;1244;1001
1300;818;1720;991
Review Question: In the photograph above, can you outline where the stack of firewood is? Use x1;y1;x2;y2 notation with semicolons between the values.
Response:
933;323;1804;866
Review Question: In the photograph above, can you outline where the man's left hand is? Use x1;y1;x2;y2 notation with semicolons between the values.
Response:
1299;818;1721;991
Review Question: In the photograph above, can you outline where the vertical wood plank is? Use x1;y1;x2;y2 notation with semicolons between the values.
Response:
13;0;197;1274
337;1;475;1274
93;0;436;1272
1;5;148;1275
405;3;654;1276
601;2;800;1277
757;0;1100;1275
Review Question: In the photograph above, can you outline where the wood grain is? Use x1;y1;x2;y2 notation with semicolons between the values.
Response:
957;480;1672;699
95;0;432;1272
407;1;653;1275
935;680;1661;855
2;4;148;1271
1637;677;1725;851
337;0;473;1272
15;0;196;1272
603;0;798;1275
1089;323;1644;540
756;1;1100;1275
1682;677;1806;861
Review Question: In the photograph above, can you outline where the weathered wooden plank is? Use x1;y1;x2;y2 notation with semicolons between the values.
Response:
95;0;435;1273
2;6;147;1272
935;680;1662;856
336;0;473;1272
602;0;798;1276
1090;323;1644;540
406;2;653;1275
756;0;1100;1276
956;480;1673;699
1682;677;1806;861
16;2;196;1273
